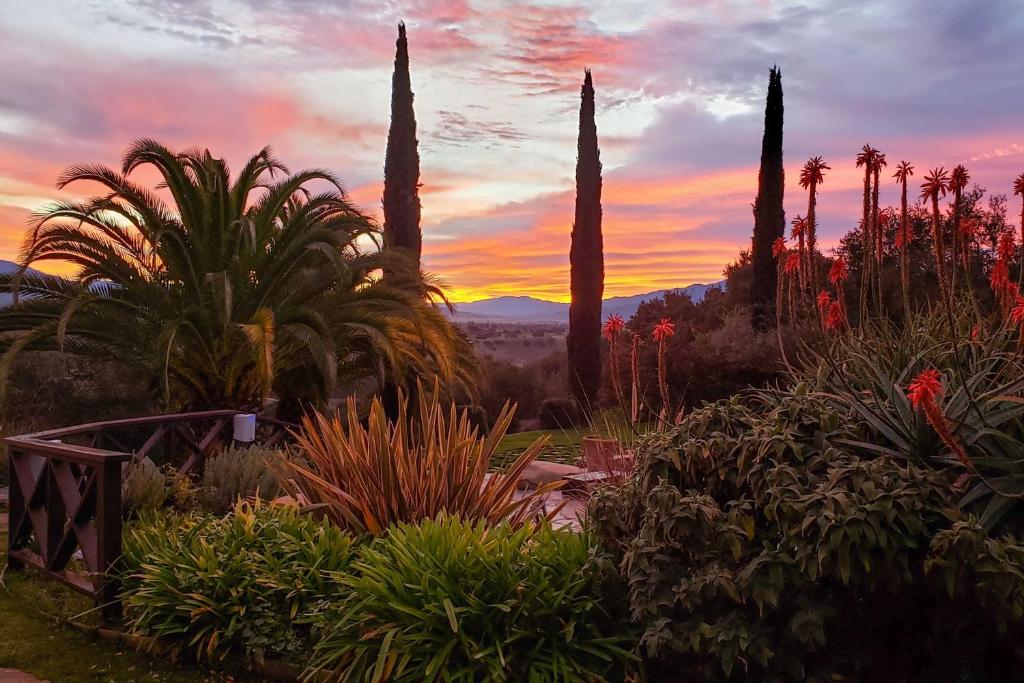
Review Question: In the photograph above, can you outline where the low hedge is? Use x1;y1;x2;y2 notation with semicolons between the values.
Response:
120;508;635;680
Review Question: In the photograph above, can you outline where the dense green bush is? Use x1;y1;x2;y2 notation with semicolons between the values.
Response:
121;501;356;663
308;516;635;682
591;387;1024;681
538;397;580;429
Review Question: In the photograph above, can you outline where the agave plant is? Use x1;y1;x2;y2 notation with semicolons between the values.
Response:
0;140;476;411
275;384;561;535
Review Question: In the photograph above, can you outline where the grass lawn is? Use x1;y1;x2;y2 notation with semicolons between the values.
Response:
492;427;586;469
0;529;230;682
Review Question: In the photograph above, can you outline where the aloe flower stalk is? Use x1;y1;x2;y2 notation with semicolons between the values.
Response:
652;318;675;418
948;165;970;292
825;300;847;332
1014;173;1024;286
816;290;830;328
907;369;973;472
799;156;830;293
603;314;625;409
791;215;808;293
828;256;850;319
920;167;951;308
894;161;915;315
773;238;787;329
629;332;641;424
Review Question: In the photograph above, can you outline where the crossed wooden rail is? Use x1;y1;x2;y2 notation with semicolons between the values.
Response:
4;410;293;620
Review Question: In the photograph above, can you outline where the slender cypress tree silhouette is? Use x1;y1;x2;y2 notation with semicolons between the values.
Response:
751;66;785;331
567;69;604;410
382;21;422;286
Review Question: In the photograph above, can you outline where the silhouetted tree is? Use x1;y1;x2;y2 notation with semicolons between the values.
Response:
382;21;421;286
856;144;879;321
567;69;604;410
894;161;915;314
751;66;785;331
800;156;830;294
921;167;951;307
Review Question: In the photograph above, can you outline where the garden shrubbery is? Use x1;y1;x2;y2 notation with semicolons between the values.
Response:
121;501;356;663
590;385;1024;681
309;516;633;682
120;509;634;680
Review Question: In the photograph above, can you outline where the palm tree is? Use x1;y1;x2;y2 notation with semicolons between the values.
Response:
856;144;879;324
893;161;915;315
948;164;970;291
920;167;951;307
0;140;475;412
799;156;830;294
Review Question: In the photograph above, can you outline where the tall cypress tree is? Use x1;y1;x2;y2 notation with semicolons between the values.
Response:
567;69;604;411
382;21;421;286
750;66;785;331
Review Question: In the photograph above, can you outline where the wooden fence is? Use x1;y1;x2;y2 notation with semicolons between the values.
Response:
5;410;293;620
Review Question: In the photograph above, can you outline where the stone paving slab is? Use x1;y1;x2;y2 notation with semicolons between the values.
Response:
0;670;47;682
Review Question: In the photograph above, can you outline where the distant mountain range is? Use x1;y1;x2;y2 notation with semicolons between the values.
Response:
0;261;725;325
448;281;725;323
0;260;43;306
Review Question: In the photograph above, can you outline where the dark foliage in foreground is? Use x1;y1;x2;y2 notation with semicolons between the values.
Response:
592;386;1024;682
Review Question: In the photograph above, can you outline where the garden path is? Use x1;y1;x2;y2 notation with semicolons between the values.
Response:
0;670;46;682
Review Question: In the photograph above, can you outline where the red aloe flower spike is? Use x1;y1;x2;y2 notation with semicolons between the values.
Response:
907;370;974;472
783;251;801;275
828;257;849;285
772;237;787;258
652;318;675;342
603;314;624;340
825;300;846;331
1010;295;1024;330
816;290;830;314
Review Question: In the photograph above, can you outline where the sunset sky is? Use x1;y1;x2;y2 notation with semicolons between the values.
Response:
1;0;1023;302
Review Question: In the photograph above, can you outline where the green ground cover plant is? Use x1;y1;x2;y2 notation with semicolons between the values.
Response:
308;515;635;682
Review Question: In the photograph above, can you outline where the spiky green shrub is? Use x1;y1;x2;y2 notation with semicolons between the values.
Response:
307;516;635;682
591;388;1024;681
200;445;294;514
802;308;1024;529
121;501;356;663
